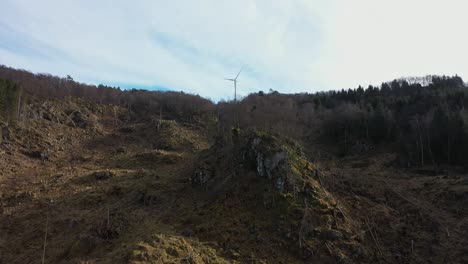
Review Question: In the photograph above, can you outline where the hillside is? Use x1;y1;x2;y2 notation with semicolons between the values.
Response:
0;66;467;263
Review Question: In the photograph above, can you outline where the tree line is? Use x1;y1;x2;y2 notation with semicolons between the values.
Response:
2;64;467;166
218;75;468;167
0;65;214;123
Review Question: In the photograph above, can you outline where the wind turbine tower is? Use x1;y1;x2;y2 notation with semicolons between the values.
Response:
225;67;243;102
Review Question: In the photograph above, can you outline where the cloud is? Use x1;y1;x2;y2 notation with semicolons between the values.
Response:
0;0;467;100
320;0;468;88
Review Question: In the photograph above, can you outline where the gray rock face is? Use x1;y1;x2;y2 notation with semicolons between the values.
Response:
252;137;261;146
250;137;289;192
274;177;286;191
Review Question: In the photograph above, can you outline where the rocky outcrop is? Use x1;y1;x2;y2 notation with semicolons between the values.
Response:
191;130;363;263
192;130;318;194
245;132;319;195
23;100;101;131
65;109;99;129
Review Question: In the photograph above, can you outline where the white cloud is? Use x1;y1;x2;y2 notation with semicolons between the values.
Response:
0;0;467;100
320;0;468;88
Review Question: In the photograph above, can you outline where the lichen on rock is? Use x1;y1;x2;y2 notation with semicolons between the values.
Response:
246;132;310;194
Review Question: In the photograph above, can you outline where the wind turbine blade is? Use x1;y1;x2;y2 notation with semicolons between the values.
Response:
225;78;235;81
235;67;243;80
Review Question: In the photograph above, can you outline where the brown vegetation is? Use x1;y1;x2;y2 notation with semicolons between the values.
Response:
1;66;467;263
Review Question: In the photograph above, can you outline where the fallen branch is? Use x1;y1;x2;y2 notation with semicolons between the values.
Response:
324;242;334;256
336;205;348;221
365;216;384;257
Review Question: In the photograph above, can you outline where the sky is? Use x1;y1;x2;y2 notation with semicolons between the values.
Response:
1;0;467;101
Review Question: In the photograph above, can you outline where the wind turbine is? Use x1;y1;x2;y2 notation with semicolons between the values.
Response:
225;67;243;102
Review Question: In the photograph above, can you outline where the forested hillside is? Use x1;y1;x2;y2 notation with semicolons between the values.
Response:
1;65;467;264
219;75;468;166
3;64;468;166
0;65;214;124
